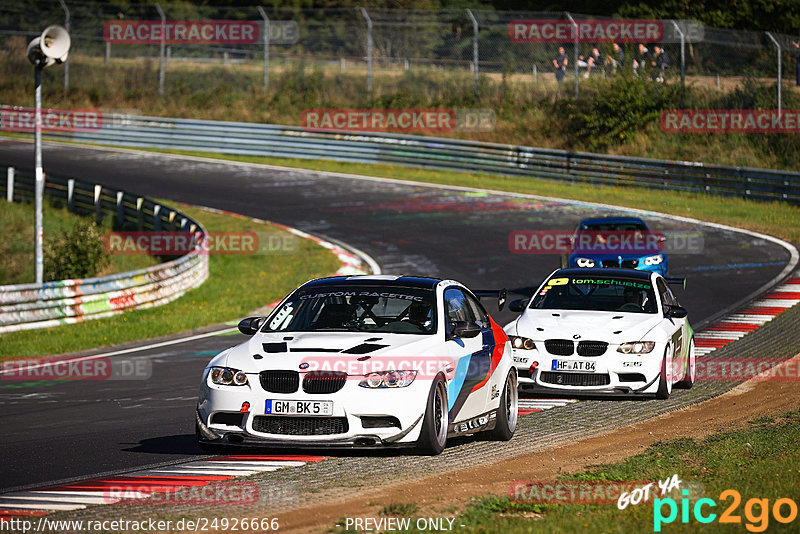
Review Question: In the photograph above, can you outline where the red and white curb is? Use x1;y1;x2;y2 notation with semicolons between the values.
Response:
518;398;577;415
693;277;800;356
0;455;325;517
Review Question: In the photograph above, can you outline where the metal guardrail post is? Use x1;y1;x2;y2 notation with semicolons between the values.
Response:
116;191;124;226
466;9;479;96
359;8;373;93
565;12;579;99
67;178;74;211
155;3;166;96
105;42;110;64
94;184;102;223
136;197;144;229
6;167;13;202
58;0;70;91
257;7;270;90
670;20;686;106
153;204;161;231
766;32;782;115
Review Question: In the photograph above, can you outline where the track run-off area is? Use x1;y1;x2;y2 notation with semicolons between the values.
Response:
0;139;797;525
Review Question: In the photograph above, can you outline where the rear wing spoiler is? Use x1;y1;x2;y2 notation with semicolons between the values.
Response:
666;277;686;290
473;288;508;311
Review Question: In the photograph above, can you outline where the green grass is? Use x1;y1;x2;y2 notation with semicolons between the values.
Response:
379;503;420;516
452;408;800;533
0;197;157;285
139;148;800;244
0;202;341;358
330;408;800;533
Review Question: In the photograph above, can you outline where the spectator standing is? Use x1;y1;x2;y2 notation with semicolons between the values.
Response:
587;47;603;77
632;43;650;75
607;43;626;75
650;45;672;82
553;46;568;82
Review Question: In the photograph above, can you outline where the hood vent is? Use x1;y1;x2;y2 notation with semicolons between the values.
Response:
341;343;388;355
263;342;288;353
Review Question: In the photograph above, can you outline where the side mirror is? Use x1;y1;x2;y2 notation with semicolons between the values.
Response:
508;298;528;313
665;306;687;319
238;316;266;335
451;320;482;339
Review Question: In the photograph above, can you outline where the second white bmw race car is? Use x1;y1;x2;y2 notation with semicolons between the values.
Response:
503;268;695;399
196;275;518;455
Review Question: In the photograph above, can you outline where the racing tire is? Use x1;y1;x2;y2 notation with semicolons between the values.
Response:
655;346;673;400
485;369;518;441
415;376;448;455
674;338;696;390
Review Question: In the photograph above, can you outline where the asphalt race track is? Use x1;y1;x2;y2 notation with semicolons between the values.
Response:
0;140;794;493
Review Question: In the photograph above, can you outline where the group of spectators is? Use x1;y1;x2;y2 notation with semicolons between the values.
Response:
552;43;672;82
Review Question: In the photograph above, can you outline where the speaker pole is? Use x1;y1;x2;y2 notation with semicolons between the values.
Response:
34;64;44;284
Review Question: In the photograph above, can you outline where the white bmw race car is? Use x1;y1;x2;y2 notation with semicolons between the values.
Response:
503;268;695;399
196;275;518;455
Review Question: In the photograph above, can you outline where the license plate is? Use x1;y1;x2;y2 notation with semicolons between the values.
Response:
265;399;333;416
551;360;596;372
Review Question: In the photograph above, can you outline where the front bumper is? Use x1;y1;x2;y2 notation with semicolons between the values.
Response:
511;347;663;398
197;371;430;448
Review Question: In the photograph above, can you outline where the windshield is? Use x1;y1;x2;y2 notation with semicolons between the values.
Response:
531;275;657;314
264;285;437;334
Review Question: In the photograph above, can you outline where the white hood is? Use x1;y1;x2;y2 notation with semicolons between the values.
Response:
215;331;444;374
510;309;661;343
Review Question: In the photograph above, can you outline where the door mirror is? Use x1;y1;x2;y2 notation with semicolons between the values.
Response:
451;320;482;339
508;298;528;313
238;316;266;335
665;306;687;319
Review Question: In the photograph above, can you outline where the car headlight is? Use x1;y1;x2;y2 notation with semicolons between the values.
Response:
576;257;596;268
643;254;664;266
617;342;656;354
359;370;417;388
209;367;249;386
509;336;536;350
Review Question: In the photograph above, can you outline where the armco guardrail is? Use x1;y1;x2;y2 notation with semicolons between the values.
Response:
43;113;800;204
0;168;209;333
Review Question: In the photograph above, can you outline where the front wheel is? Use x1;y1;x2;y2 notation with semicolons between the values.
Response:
655;346;673;400
486;369;518;441
415;377;448;455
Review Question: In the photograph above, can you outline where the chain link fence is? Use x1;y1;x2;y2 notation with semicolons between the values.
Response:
1;2;798;104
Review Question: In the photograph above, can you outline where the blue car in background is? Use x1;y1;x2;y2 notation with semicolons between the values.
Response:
564;216;668;276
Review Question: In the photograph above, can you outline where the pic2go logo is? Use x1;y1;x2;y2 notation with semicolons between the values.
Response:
654;489;798;532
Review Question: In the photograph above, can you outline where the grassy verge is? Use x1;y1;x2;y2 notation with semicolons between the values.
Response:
456;409;800;533
0;197;157;285
0;202;341;358
2;35;800;172
332;408;800;533
143;148;800;244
